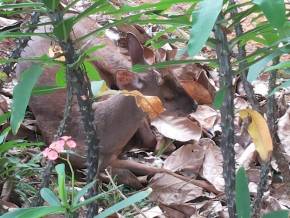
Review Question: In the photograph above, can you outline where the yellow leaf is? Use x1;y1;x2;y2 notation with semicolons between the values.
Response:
239;109;273;161
122;90;165;119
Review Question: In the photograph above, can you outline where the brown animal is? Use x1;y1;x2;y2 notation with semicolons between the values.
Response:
15;16;196;179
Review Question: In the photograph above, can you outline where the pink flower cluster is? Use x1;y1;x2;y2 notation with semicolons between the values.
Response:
42;136;77;160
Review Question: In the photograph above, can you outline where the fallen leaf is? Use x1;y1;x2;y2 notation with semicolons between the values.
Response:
189;105;218;130
164;143;205;174
122;90;165;119
179;80;213;104
200;139;224;192
151;114;202;142
150;173;203;205
278;108;290;159
239;109;273;161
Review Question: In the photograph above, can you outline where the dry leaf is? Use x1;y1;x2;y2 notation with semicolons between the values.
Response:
179;80;213;104
200;139;224;192
278;108;290;159
189;105;218;130
239;109;273;161
122;90;165;119
164;143;205;174
150;173;203;205
151;114;202;142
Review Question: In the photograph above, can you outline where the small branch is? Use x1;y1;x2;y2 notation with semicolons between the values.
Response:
104;169;147;218
228;0;259;111
266;58;290;194
214;15;236;218
252;161;270;218
2;12;40;76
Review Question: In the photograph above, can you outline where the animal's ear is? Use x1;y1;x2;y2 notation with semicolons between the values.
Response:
127;33;147;65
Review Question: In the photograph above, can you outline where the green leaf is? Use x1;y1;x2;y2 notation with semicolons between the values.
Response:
265;61;290;72
72;185;122;211
10;64;43;134
32;86;65;95
0;206;65;218
41;0;60;11
247;50;281;82
252;0;286;28
213;88;225;110
72;180;96;206
0;112;11;125
236;167;251;218
0;3;44;10
95;188;152;218
0;127;11;144
55;164;67;205
132;59;216;72
187;0;223;57
40;188;61;206
262;210;289;218
53;17;75;42
55;66;66;87
0;141;43;153
84;61;100;81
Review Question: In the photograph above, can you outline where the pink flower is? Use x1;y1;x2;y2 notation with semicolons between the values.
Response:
42;148;59;160
49;140;65;152
66;139;76;148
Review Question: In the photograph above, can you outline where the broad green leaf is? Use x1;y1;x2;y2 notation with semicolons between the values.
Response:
0;127;11;144
95;188;152;218
132;59;216;72
53;17;75;42
72;185;122;211
0;3;44;9
252;0;286;28
55;66;66;87
40;188;61;206
42;0;60;11
10;64;43;134
0;206;65;218
32;86;65;95
106;0;196;15
55;164;67;205
213;88;225;110
0;141;43;153
247;50;281;82
236;167;251;218
0;32;48;40
84;61;100;81
265;61;290;72
187;0;223;57
72;180;96;206
262;210;289;218
0;112;11;125
239;109;273;161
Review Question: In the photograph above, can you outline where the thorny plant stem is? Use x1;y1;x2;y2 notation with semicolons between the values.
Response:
48;12;100;217
214;15;236;218
265;57;290;201
2;12;40;76
228;0;259;111
33;63;74;207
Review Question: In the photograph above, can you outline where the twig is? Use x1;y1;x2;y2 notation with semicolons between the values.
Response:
1;12;40;76
252;161;270;217
104;169;147;218
228;0;260;111
214;15;236;218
